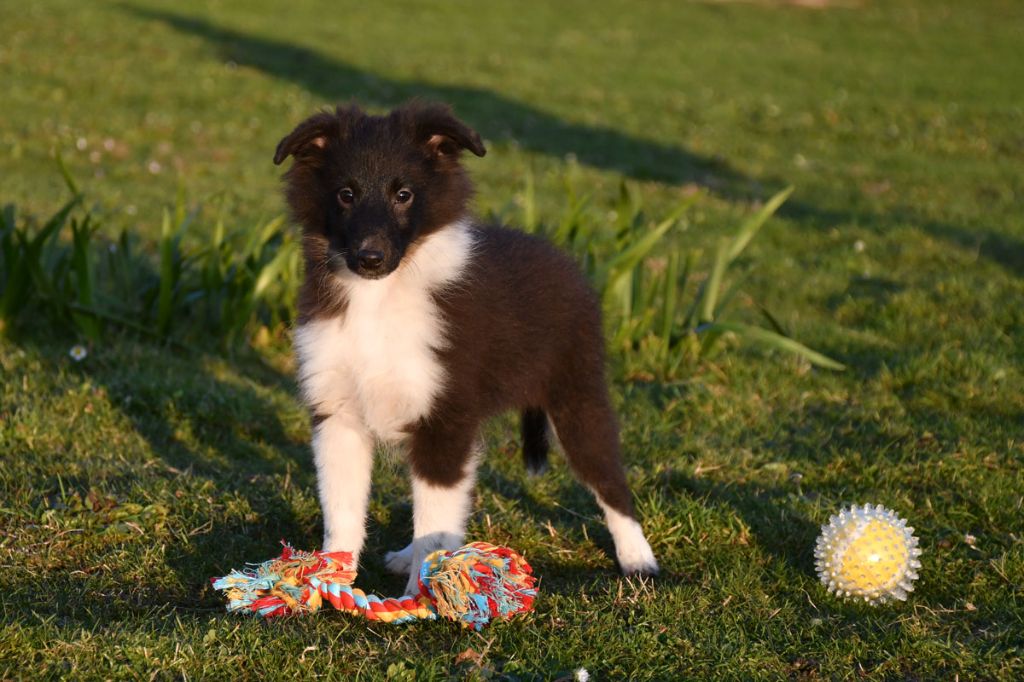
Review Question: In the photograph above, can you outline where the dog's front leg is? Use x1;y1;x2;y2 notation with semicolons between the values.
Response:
313;412;374;566
397;423;480;595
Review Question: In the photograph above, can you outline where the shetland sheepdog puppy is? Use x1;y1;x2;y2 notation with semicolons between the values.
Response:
273;100;658;594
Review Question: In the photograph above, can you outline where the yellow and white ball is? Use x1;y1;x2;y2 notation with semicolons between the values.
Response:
814;503;922;605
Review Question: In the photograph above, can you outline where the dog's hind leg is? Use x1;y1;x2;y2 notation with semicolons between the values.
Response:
547;392;659;577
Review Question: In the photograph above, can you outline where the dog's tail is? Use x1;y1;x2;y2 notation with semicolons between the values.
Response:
520;408;550;475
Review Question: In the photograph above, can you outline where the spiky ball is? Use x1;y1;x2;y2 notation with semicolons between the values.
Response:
814;503;922;605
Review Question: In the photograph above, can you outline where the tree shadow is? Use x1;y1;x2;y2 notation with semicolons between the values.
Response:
122;5;755;195
779;199;1024;277
123;4;1024;285
825;275;906;310
657;469;821;576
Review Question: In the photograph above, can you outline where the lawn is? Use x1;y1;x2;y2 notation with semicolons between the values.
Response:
2;0;1023;679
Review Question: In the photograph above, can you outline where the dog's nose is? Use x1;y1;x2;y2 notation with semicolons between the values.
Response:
357;249;384;270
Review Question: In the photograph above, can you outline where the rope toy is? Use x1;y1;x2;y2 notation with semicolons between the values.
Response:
211;541;537;630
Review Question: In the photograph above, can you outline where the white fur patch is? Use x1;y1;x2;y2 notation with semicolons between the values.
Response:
294;221;475;442
597;498;660;575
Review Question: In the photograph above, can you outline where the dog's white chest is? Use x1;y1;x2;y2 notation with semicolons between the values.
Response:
294;223;474;442
295;285;446;441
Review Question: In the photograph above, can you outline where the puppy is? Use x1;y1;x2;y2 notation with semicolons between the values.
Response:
274;100;658;594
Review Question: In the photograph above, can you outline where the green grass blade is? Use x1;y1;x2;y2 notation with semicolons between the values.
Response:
713;269;753;318
726;185;794;263
256;215;286;251
701;321;846;370
552;193;589;247
2;196;80;331
66;302;201;353
697;322;727;359
757;302;790;337
55;150;81;197
252;242;296;301
601;194;697;313
156;209;175;336
1;204;15;232
521;168;537;234
70;216;102;341
174;181;187;230
0;236;30;333
680;248;703;330
30;196;80;252
697;238;730;324
659;249;680;346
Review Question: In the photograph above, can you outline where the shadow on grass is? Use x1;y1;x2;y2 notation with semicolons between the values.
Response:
122;5;755;194
777;198;1024;278
0;355;318;634
88;350;320;587
659;470;820;575
124;3;1024;283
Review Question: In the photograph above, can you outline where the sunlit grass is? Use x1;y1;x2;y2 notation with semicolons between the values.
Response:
2;0;1022;679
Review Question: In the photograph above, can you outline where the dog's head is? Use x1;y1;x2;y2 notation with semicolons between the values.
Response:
274;101;485;280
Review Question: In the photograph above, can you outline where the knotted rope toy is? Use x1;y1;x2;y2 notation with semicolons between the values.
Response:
211;541;537;630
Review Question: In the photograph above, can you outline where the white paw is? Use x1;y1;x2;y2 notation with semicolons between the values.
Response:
616;535;660;576
402;533;462;595
402;545;436;596
384;543;413;575
598;502;659;576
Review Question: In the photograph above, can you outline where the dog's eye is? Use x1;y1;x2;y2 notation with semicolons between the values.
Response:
394;189;414;205
337;188;355;206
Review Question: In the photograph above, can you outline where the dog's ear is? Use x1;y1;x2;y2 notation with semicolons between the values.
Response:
408;102;486;159
273;107;359;165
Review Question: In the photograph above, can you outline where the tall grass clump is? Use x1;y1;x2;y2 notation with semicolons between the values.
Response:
510;171;843;379
0;165;301;350
2;162;840;375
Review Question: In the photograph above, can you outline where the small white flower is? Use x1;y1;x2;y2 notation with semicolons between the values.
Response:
69;345;88;362
964;534;977;547
147;160;162;174
76;137;88;151
853;239;866;253
575;669;590;682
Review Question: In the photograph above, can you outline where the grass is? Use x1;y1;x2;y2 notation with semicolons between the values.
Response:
2;0;1024;679
1;169;303;352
